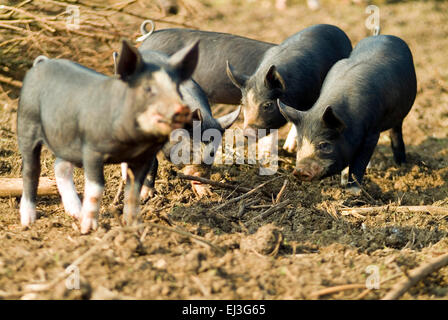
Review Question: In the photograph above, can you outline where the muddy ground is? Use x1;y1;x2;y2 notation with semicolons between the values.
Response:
0;0;447;300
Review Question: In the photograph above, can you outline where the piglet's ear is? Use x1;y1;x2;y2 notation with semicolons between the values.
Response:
226;61;248;90
322;106;346;133
277;99;303;124
216;105;241;130
169;40;200;82
117;40;143;81
265;65;286;92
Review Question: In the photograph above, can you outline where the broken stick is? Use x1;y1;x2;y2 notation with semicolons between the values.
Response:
212;176;281;211
245;198;292;225
0;74;22;88
0;177;58;197
341;205;448;216
382;252;448;300
178;173;252;193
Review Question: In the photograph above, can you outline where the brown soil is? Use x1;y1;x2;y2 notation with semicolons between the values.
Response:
0;0;447;300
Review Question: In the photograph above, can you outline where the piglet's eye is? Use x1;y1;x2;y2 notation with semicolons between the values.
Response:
263;102;273;110
145;86;153;94
318;142;333;153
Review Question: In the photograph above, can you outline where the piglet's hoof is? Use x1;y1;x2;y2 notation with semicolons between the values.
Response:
20;207;37;227
65;201;82;220
122;206;141;226
80;216;98;234
140;185;156;202
67;209;81;220
346;185;362;196
340;168;349;187
123;215;141;227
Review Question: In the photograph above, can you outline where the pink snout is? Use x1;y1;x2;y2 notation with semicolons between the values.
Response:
293;162;323;181
171;103;191;129
174;103;189;115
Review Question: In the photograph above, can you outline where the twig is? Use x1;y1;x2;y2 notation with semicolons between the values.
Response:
65;28;117;41
0;22;34;34
212;176;281;211
113;0;137;11
235;198;256;219
139;226;149;242
0;19;34;24
111;179;124;206
382;252;448;300
310;271;404;299
178;173;251;193
275;179;288;204
245;198;292;225
237;200;247;218
351;174;376;203
356;273;402;300
248;204;272;209
321;201;340;221
178;173;272;199
340;205;448;216
125;168;137;225
0;177;57;197
50;0;197;29
0;36;28;48
0;5;56;32
191;276;210;297
310;284;367;299
0;74;22;88
145;222;225;255
0;0;31;19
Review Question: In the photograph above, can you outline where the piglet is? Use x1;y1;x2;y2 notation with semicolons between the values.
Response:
278;35;417;194
226;24;352;153
17;40;198;233
139;22;275;105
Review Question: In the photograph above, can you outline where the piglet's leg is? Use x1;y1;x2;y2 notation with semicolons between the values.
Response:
283;123;298;153
121;162;128;182
55;158;81;219
390;124;406;165
19;143;42;226
343;162;372;187
347;133;380;195
123;156;154;225
340;167;349;186
80;152;104;234
140;156;158;202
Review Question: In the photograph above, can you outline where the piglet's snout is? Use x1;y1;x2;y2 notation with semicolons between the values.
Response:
293;162;323;181
293;168;314;181
170;103;191;129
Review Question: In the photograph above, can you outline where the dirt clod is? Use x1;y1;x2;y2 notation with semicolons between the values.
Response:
240;224;283;255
